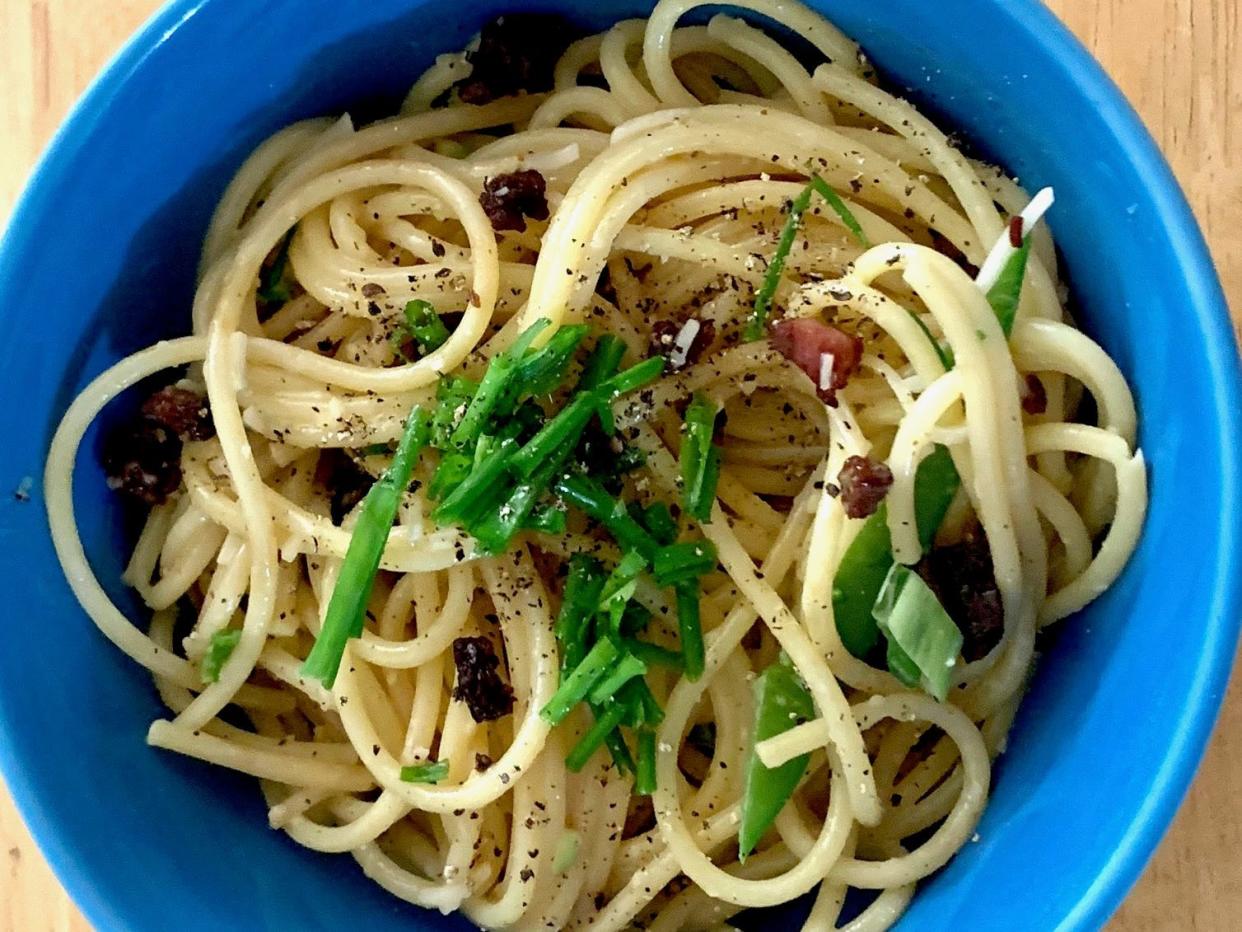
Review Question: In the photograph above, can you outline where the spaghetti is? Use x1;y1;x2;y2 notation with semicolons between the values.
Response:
45;1;1146;929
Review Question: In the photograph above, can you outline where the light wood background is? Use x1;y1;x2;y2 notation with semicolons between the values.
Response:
1;0;1238;929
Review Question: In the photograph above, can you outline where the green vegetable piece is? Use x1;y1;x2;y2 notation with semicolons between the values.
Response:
871;563;964;701
541;637;621;725
302;406;430;688
258;229;294;304
447;319;549;451
986;239;1031;336
200;629;241;684
400;759;450;784
744;182;816;340
431;437;518;526
635;729;657;795
430;377;477;450
553;474;660;559
512;324;588;399
622;638;684;671
588;653;647;705
886;637;922;688
552;831;580;874
553;555;606;671
652;540;718;587
579;335;626;391
831;444;960;659
738;662;815;860
597;551;647;636
597;356;666;397
523;504;567;535
509;392;600;480
567;698;630;772
908;310;954;371
680;393;722;523
636;502;678;546
808;175;870;247
601;725;636;775
403;299;451;354
674;580;705;681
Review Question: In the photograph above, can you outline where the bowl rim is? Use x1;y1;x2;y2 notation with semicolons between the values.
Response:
1;0;1239;929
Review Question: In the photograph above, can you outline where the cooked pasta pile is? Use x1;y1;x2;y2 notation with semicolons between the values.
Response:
45;1;1146;928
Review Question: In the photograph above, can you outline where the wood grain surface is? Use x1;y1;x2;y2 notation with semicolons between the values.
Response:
1;1;1238;929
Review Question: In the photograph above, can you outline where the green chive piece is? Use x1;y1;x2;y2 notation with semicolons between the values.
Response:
601;724;636;775
258;229;295;304
808;175;870;247
200;629;241;684
430;377;477;450
567;699;630;772
579;335;626;391
552;831;580;874
652;540;718;587
886;636;922;688
680;393;722;523
871;563;964;701
674;579;705;681
509;393;601;480
635;729;658;795
744;183;816;341
908;310;955;371
541;638;621;725
554;555;606;672
447;319;550;451
513;324;588;399
598;551;647;636
400;759;450;784
588;653;648;705
431;437;518;526
597;356;666;397
832;444;960;659
636;502;678;546
622;637;684;671
986;240;1031;335
403;299;451;354
553;474;660;559
429;450;471;500
523;504;567;535
738;662;815;861
302;406;430;688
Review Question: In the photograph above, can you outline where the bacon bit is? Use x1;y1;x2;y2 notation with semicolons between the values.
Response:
480;169;549;232
917;531;1003;661
650;318;715;370
475;753;494;771
1022;374;1047;415
836;455;893;519
454;14;577;104
1008;216;1025;248
452;636;515;723
141;386;214;441
103;420;182;505
770;318;862;406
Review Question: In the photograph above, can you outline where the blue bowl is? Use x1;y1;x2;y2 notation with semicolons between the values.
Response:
1;0;1238;929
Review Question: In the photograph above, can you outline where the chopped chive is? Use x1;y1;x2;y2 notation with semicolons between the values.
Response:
431;437;518;526
509;393;600;480
622;637;684;670
567;699;630;772
598;551;647;635
430;377;477;450
403;299;451;354
986;239;1031;336
674;580;705;681
744;182;816;340
258;229;295;304
680;393;722;523
553;474;660;559
429;450;471;500
513;324;588;398
554;555;606;671
601;721;636;774
808;175;870;247
588;653;647;705
618;601;652;637
597;356;666;397
541;637;621;725
200;629;241;684
447;319;550;451
635;729;657;795
552;831;580;874
652;540;718;587
302;406;430;688
908;310;955;370
400;759;450;784
636;502;678;546
630;679;665;726
579;335;626;391
523;504;567;535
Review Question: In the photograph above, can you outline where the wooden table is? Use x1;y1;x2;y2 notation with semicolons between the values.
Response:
1;1;1239;929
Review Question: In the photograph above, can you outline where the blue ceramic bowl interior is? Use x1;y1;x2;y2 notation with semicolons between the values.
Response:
1;1;1238;930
